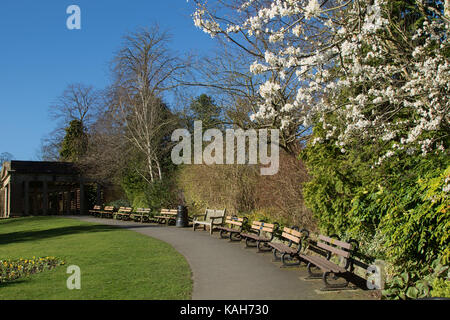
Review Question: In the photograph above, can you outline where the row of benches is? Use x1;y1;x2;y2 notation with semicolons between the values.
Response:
89;206;180;225
191;209;359;291
89;205;360;291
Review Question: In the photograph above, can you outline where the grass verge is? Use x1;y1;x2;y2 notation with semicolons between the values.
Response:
0;216;192;299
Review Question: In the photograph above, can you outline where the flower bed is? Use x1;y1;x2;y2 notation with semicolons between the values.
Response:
0;257;65;283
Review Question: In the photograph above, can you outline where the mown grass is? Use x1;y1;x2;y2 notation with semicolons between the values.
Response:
0;216;192;300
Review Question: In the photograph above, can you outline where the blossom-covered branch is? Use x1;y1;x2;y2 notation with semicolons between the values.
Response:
191;0;449;161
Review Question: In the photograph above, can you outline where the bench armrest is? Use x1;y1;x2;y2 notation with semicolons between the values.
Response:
192;214;205;221
210;217;224;224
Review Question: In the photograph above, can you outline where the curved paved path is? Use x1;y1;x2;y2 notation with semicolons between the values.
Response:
69;216;372;300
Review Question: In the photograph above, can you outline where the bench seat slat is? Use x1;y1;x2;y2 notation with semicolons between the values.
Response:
194;221;212;225
154;215;176;219
268;242;297;254
299;254;347;273
241;232;270;242
252;226;275;233
216;226;239;233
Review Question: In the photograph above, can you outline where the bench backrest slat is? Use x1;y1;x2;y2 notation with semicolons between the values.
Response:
136;208;151;214
103;206;114;211
118;207;133;213
318;235;353;250
317;242;350;258
252;221;275;228
204;208;226;223
225;216;244;222
251;221;277;233
281;232;301;244
283;227;302;238
92;205;101;210
226;220;243;226
224;216;246;230
161;209;178;215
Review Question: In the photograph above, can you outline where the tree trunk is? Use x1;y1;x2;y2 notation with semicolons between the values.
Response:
147;157;154;183
156;159;162;181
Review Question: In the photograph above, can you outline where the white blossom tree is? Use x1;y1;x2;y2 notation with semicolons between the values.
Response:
191;0;449;161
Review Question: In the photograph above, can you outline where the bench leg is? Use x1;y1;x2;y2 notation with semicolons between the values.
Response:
281;253;301;267
306;262;323;279
272;249;282;262
229;232;241;242
245;237;257;248
219;229;229;239
257;241;272;252
321;272;353;291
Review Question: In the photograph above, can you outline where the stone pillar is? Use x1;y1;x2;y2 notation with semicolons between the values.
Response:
80;181;85;215
66;189;71;215
7;183;11;218
43;180;48;216
24;180;30;216
2;186;7;218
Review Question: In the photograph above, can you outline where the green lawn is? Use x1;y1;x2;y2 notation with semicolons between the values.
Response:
0;216;192;299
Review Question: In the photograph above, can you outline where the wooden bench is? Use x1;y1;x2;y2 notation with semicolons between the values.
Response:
89;205;102;217
130;208;152;223
98;206;115;218
240;220;279;252
216;215;248;241
192;208;226;235
299;234;359;291
114;207;133;221
154;209;178;225
268;226;309;267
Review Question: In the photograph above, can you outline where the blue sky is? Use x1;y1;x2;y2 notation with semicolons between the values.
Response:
0;0;216;161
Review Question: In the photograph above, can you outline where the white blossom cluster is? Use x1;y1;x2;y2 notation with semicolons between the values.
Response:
192;0;449;159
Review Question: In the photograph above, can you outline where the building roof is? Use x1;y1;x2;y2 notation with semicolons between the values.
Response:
2;161;80;176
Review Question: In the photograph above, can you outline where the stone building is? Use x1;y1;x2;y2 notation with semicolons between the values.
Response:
0;160;102;218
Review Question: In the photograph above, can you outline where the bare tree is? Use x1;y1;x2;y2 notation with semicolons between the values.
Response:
78;104;129;183
40;83;101;161
37;132;65;161
110;26;186;182
50;83;100;128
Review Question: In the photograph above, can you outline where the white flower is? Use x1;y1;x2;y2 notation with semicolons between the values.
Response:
304;0;321;20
